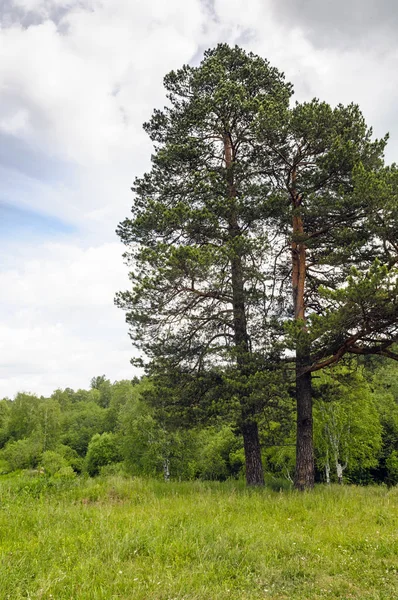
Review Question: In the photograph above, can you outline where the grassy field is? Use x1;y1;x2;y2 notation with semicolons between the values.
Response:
0;475;397;599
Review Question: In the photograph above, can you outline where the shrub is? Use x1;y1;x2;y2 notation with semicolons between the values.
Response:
53;466;76;480
99;462;127;477
1;437;41;471
85;433;121;476
264;473;293;492
40;451;69;476
56;444;84;473
0;458;10;474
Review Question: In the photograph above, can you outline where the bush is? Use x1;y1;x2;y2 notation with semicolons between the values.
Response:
0;458;10;474
53;466;76;480
99;462;127;477
56;444;84;473
1;437;41;471
85;433;121;476
40;451;69;476
264;473;293;492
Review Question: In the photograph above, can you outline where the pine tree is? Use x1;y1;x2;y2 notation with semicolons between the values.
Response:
116;44;292;485
258;100;394;489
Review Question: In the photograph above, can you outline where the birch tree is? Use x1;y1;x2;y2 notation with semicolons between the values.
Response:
314;368;382;483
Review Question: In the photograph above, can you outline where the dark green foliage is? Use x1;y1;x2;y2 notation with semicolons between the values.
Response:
56;444;84;473
260;99;398;371
90;375;112;408
195;426;244;480
385;451;398;484
85;433;121;476
90;375;108;390
368;359;398;484
2;436;42;471
116;44;291;372
61;401;106;456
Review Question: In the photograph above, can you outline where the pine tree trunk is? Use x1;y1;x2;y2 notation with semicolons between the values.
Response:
242;418;264;486
294;354;314;490
224;131;265;487
291;169;314;490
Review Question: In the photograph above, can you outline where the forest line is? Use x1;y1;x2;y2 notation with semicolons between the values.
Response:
1;359;398;486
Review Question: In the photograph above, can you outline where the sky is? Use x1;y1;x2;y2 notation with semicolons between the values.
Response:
1;0;398;398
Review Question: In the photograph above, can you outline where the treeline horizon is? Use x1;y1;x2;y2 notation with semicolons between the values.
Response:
1;357;398;486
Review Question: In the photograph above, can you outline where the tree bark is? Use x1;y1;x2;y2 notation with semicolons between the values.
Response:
294;355;314;490
336;462;344;484
241;418;265;486
336;461;347;485
224;131;265;487
291;169;315;490
163;457;170;482
325;458;331;485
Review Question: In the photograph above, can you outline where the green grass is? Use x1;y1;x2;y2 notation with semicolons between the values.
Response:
0;475;397;599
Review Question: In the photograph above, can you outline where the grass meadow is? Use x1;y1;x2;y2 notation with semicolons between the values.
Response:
1;475;397;599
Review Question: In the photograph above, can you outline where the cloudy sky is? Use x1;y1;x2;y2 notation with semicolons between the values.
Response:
1;0;397;398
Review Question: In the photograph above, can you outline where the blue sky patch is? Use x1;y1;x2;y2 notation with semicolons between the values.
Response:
0;202;76;239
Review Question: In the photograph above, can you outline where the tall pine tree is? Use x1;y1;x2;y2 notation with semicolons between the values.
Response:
258;100;395;489
116;44;292;485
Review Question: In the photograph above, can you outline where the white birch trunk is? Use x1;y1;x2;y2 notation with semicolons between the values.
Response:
325;461;330;485
163;458;170;482
336;461;347;484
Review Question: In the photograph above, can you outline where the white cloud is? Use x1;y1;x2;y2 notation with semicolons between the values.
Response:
0;1;208;165
211;0;398;159
0;241;137;397
11;0;78;10
0;108;30;135
0;1;214;398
